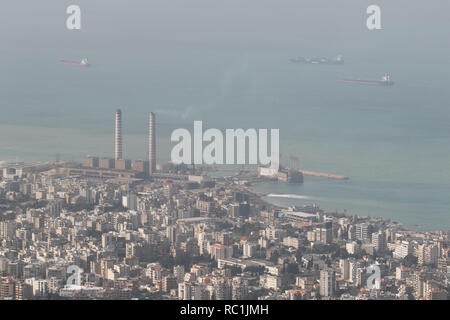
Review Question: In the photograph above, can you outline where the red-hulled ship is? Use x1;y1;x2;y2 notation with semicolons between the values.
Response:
60;58;89;67
340;74;394;86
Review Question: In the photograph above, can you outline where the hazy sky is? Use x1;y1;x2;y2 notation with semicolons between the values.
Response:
2;1;449;53
1;0;449;132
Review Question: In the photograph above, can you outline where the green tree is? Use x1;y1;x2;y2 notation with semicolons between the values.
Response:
402;254;418;267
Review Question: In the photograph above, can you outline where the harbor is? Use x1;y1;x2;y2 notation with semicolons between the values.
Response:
298;170;349;180
206;166;349;181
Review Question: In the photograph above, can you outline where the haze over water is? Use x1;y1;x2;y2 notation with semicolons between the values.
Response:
1;1;450;230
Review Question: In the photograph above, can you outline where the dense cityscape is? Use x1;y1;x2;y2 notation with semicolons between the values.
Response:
0;111;448;301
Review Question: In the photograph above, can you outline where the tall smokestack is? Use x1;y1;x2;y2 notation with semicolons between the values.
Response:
149;112;156;174
115;109;123;160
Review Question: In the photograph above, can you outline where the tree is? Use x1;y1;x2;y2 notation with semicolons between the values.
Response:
402;254;418;267
285;263;299;275
306;257;313;270
269;250;280;264
244;265;265;275
295;250;303;263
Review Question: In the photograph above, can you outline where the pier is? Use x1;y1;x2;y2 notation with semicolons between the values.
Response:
298;170;349;180
204;166;349;180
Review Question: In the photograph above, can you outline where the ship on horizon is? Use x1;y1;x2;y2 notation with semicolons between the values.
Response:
290;55;344;65
59;58;90;67
339;74;394;86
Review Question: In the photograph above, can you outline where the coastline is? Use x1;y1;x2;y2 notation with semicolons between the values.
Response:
248;180;439;233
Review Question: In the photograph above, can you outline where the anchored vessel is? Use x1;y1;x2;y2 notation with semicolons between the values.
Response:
59;58;90;67
339;74;394;86
290;55;344;65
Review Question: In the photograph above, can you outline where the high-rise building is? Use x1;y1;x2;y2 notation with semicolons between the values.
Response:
319;222;332;244
232;277;248;300
217;232;233;246
46;199;64;217
243;243;257;258
0;277;15;299
347;224;356;241
418;244;439;266
320;270;336;297
356;223;370;241
0;221;15;240
393;241;411;259
413;271;428;299
122;192;137;211
148;112;156;174
80;187;94;205
372;231;386;252
178;282;191;300
263;274;281;290
396;266;409;281
348;259;360;283
210;244;233;260
174;265;185;283
166;226;177;244
115;109;123;160
339;259;350;281
214;279;231;300
162;275;178;293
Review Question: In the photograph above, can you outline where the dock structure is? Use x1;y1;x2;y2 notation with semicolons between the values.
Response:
298;170;349;180
205;166;349;181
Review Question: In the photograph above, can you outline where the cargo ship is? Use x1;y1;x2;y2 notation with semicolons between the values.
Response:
290;55;344;65
59;58;89;67
339;74;394;86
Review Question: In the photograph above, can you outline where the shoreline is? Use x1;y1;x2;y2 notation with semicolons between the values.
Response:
247;181;444;233
2;160;447;233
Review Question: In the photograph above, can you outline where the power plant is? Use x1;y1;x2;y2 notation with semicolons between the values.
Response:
82;110;157;178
